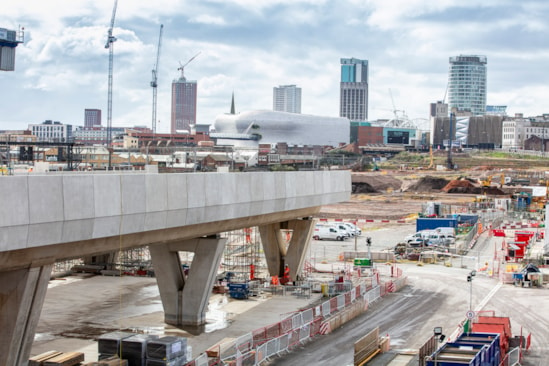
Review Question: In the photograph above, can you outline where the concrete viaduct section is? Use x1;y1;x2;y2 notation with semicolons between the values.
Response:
0;171;350;364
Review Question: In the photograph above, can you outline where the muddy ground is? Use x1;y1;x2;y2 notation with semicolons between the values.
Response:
319;171;498;220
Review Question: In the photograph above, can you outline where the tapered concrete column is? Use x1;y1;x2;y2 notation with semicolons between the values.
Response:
150;236;227;326
258;222;288;277
285;218;316;279
0;262;53;366
259;218;315;279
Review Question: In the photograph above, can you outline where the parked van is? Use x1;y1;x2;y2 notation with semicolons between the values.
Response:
313;225;348;241
435;227;456;236
343;222;362;236
427;233;455;246
405;230;436;243
334;223;353;238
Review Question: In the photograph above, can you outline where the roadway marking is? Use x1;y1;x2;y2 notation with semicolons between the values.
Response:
448;281;503;342
475;281;503;312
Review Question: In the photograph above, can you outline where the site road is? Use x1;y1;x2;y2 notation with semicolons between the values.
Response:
269;262;505;365
272;229;548;366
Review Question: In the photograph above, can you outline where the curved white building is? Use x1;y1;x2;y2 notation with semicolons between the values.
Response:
212;110;350;147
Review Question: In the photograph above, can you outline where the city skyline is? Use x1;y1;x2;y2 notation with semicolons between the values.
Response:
1;1;549;132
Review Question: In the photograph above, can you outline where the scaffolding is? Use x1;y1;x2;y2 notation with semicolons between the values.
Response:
220;227;267;283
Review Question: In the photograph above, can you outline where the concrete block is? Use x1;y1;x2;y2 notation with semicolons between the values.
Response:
235;173;252;204
93;216;122;238
251;172;267;202
220;173;237;205
28;175;64;224
145;211;168;231
186;174;206;208
94;175;122;218
62;219;94;243
0;176;29;227
166;209;187;228
0;225;28;251
146;174;168;212
63;175;95;221
274;173;287;199
27;222;63;248
166;174;188;210
204;173;223;207
185;207;206;226
314;172;326;195
283;171;297;199
121;175;146;215
120;213;146;235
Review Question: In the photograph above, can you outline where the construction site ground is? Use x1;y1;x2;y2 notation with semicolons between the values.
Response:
30;168;549;364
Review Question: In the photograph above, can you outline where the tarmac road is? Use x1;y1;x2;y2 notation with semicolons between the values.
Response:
268;263;502;366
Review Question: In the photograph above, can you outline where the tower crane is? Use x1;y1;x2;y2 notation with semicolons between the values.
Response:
178;52;201;79
150;24;163;135
105;0;118;169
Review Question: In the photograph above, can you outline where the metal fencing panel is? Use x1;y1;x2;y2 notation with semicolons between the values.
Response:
278;333;289;355
302;308;313;324
280;317;292;334
291;313;303;330
255;343;266;365
321;300;331;318
193;353;208;366
299;324;311;343
236;332;253;354
337;294;345;310
265;338;279;359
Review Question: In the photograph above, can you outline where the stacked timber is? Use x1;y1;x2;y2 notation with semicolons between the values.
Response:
29;351;63;366
43;352;84;366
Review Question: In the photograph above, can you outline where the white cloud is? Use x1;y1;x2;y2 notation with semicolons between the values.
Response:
1;0;549;133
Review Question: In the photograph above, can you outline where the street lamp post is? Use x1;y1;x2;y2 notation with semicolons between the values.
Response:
467;270;476;311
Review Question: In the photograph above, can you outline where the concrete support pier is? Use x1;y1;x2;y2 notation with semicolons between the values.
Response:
150;236;227;326
259;218;315;280
0;262;53;366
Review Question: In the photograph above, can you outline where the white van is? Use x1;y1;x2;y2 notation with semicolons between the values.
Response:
313;225;348;241
343;222;362;236
435;227;456;236
427;233;455;246
405;230;436;243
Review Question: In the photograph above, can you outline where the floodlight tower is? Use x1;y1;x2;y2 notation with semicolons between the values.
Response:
151;24;163;136
105;0;118;169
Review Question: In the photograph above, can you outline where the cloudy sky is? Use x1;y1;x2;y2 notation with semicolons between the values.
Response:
1;0;548;132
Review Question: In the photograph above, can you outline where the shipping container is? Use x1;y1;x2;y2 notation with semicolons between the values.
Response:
416;218;458;232
425;332;501;366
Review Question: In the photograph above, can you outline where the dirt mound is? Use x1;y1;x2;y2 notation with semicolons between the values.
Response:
442;179;476;193
351;173;402;193
405;176;450;192
352;182;376;193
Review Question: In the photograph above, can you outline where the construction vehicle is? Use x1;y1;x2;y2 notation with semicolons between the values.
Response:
480;175;492;187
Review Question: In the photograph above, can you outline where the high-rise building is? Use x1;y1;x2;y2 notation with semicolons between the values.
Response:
84;109;102;128
447;55;487;116
340;58;368;121
171;73;197;133
273;85;301;113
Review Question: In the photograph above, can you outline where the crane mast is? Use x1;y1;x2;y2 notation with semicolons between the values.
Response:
105;0;118;169
151;24;163;136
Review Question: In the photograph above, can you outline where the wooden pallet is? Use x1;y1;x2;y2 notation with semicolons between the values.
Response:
29;351;63;366
43;352;84;366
